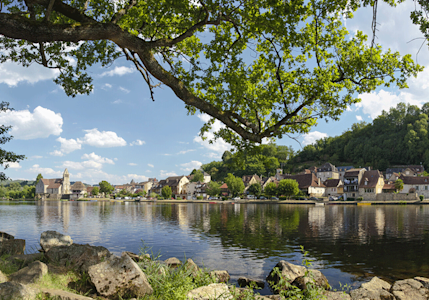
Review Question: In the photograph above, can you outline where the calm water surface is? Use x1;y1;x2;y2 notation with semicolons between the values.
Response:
1;201;428;293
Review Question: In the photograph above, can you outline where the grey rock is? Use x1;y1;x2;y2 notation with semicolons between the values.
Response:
237;276;265;289
45;243;112;272
210;270;230;283
350;286;395;300
186;258;200;276
0;239;25;256
292;269;330;290
6;253;44;269
41;288;95;300
0;270;7;283
390;278;429;300
414;276;429;289
88;253;153;299
0;232;14;242
266;260;306;286
9;260;48;284
361;277;391;292
187;283;233;300
122;251;150;262
164;257;182;268
323;291;351;300
40;231;73;252
0;281;37;300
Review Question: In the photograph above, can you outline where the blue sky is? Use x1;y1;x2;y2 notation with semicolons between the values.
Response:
1;2;429;185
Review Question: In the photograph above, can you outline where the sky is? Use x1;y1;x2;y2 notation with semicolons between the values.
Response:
1;2;429;185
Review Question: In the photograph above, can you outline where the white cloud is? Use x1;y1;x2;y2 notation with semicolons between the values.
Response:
160;170;178;177
3;162;21;169
0;62;59;86
148;164;154;168
50;150;64;157
27;164;62;177
302;131;328;146
112;99;123;104
0;106;63;140
130;139;145;146
101;66;134;77
180;161;202;172
119;87;130;93
51;137;82;156
193;114;232;153
61;160;103;170
102;83;112;90
30;155;43;159
82;128;127;148
178;149;195;155
81;152;114;165
356;115;363;121
126;174;148;182
128;163;137;166
204;152;221;159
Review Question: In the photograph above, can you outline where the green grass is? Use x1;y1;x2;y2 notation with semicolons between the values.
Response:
0;254;19;275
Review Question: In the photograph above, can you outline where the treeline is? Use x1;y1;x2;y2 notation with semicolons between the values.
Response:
286;102;429;172
201;144;295;181
0;182;35;199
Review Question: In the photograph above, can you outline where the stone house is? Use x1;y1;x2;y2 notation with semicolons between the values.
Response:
35;169;71;200
343;168;366;199
282;173;325;197
242;174;262;192
135;178;157;194
70;181;87;200
152;176;189;195
337;166;354;180
262;176;278;190
386;165;424;179
316;162;339;182
323;179;343;197
185;181;208;199
399;175;429;199
358;170;385;200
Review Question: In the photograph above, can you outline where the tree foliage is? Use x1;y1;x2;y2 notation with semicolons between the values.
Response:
91;186;99;196
99;180;114;195
191;170;204;182
162;185;172;199
0;0;422;147
264;182;278;197
224;173;245;197
287;102;429;172
395;179;404;192
277;179;299;198
206;181;221;197
36;173;43;184
248;183;262;196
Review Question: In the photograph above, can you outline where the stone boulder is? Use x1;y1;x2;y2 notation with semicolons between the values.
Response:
323;291;351;300
0;231;14;242
186;258;200;276
237;277;265;289
122;251;150;262
45;243;112;272
0;270;7;283
40;230;73;252
292;269;330;290
210;270;230;283
41;288;95;300
415;276;429;289
9;260;48;284
266;261;306;285
0;282;37;300
164;257;182;268
187;283;233;300
6;253;44;269
88;253;153;299
390;278;429;300
0;239;25;256
349;277;395;300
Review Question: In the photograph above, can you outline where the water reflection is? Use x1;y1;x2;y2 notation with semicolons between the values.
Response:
2;201;429;290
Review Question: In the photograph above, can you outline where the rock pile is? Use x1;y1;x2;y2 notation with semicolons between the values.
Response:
0;230;429;300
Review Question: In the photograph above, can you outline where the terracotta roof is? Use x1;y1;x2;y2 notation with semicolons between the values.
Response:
383;182;396;190
70;181;86;191
324;179;341;188
359;170;383;188
399;175;429;185
282;173;324;189
220;183;228;189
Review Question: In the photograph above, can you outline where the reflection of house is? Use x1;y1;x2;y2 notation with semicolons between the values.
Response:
399;175;429;199
316;162;339;182
35;169;71;200
343;168;366;199
323;179;343;197
358;170;384;200
282;173;325;197
70;181;87;200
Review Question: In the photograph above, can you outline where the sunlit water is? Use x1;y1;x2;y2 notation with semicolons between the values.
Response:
1;200;429;294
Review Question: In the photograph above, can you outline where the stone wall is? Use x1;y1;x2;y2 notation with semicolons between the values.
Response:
374;193;419;201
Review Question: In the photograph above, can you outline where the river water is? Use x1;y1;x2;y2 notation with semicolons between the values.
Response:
1;201;428;293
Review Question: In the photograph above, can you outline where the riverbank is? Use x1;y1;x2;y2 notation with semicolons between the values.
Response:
2;231;429;300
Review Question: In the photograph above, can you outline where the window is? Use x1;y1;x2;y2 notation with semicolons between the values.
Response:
416;186;419;190
425;186;428;191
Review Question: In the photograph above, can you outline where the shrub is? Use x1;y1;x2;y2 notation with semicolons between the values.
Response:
222;197;227;201
420;195;424;201
197;196;203;200
347;197;355;201
357;197;363;201
279;196;287;200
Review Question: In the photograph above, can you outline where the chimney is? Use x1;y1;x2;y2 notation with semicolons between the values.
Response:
318;178;321;186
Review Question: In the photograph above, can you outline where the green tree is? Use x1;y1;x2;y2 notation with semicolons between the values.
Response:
36;173;43;184
91;186;99;196
264;182;278;197
277;179;300;199
206;181;221;197
162;186;172;199
0;2;421;147
224;173;245;197
99;181;114;195
395;179;404;192
248;183;262;197
191;170;204;182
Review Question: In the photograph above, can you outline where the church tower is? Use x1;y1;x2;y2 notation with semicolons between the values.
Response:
63;168;71;194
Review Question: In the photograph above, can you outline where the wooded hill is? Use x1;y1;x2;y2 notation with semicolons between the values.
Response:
285;102;429;173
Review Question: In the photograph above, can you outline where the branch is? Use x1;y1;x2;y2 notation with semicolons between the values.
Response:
45;0;55;22
29;0;95;23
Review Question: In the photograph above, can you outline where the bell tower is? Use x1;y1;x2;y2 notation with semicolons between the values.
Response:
63;168;71;194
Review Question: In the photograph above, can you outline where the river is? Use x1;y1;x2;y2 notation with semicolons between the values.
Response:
1;200;428;294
